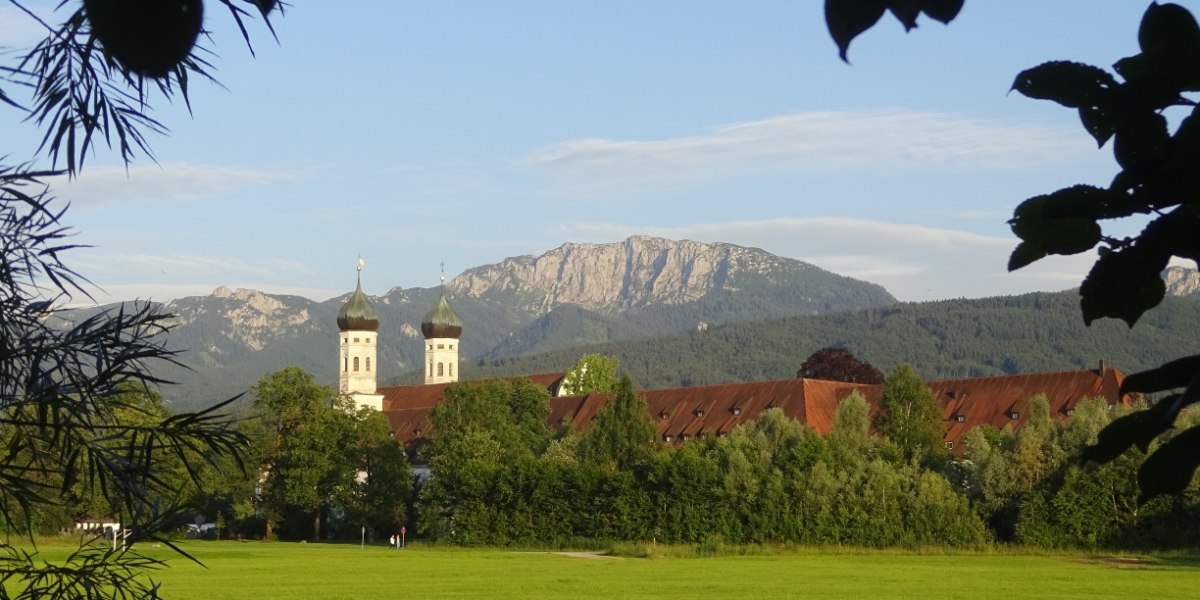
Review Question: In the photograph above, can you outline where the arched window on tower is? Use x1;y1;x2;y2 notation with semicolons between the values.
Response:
428;361;433;377
353;357;360;372
366;357;371;372
344;356;348;372
437;363;444;377
449;363;454;377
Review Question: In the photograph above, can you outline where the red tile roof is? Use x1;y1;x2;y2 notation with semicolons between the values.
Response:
377;363;1135;455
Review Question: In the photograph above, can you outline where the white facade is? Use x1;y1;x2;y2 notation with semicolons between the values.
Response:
424;337;459;384
340;329;383;411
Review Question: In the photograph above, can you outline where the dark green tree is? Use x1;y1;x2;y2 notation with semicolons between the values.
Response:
577;375;659;471
418;378;552;542
250;366;356;541
343;409;412;542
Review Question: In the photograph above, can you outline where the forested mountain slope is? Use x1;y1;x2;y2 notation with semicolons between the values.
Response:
463;290;1200;389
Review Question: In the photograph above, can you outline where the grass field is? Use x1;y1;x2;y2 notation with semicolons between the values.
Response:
16;541;1200;599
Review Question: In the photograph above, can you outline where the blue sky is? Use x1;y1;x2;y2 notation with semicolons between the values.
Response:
1;1;1177;304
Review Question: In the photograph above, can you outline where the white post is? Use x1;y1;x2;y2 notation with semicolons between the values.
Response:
360;526;365;550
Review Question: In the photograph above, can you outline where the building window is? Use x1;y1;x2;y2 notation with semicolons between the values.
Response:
354;337;360;343
450;344;455;350
694;409;705;418
732;406;742;416
366;357;371;372
955;415;966;423
438;344;445;349
946;441;955;449
659;411;670;420
449;363;454;377
343;337;348;344
1009;411;1020;420
428;344;433;350
438;363;444;377
365;337;370;343
663;434;673;442
344;356;348;372
428;361;433;377
353;357;360;372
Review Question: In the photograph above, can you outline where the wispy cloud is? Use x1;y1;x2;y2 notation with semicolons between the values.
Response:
559;217;1096;302
65;252;334;305
74;252;314;285
49;163;308;207
521;109;1090;185
69;283;344;307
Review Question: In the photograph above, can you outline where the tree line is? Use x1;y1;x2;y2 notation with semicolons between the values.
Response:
17;362;1195;550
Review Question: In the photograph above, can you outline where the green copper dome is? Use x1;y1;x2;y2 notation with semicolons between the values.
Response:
337;278;379;332
421;290;462;339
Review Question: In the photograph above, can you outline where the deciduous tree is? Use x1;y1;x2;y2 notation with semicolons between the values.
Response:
877;364;947;465
561;354;621;396
797;347;885;384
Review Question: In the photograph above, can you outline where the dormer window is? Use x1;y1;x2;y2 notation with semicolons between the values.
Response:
1009;411;1020;420
1065;408;1074;416
955;414;966;423
946;441;955;449
679;433;690;441
732;406;742;416
663;434;673;442
659;411;670;420
694;409;705;418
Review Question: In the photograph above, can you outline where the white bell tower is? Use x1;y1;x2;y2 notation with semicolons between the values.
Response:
337;258;383;411
421;269;462;385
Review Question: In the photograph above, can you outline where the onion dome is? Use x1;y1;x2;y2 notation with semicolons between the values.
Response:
337;277;379;332
421;290;462;339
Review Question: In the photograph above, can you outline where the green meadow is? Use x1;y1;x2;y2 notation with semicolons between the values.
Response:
16;542;1200;600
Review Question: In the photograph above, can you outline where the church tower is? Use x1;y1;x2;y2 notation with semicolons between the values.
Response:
421;273;462;385
338;259;383;411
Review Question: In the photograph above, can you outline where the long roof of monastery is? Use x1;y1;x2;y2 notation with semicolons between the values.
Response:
375;362;1134;454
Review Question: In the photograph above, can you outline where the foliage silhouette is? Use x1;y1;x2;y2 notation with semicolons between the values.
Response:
826;1;1200;504
1;1;280;598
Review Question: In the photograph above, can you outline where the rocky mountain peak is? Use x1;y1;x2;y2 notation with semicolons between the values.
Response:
1164;266;1200;297
450;237;737;312
447;236;868;314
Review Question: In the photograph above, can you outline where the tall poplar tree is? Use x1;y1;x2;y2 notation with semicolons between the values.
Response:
878;364;947;465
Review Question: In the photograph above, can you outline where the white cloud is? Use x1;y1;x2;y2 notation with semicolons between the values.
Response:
521;109;1090;185
68;283;343;307
48;163;307;207
65;252;327;304
559;217;1096;302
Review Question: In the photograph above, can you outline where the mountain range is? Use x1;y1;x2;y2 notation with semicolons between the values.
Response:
113;236;895;409
57;238;1200;411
